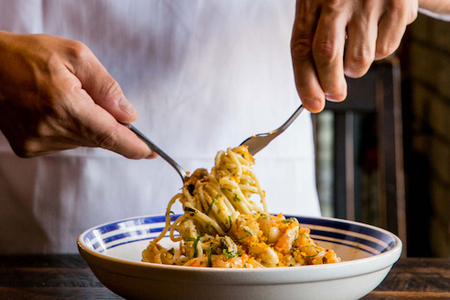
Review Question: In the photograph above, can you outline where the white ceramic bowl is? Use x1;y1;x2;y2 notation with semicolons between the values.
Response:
78;214;402;300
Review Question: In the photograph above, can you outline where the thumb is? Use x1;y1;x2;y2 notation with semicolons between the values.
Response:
70;43;137;123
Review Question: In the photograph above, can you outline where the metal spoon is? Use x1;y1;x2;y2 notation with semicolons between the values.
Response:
240;104;304;156
120;123;187;182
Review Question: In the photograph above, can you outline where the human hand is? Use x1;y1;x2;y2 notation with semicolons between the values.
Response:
0;31;155;159
291;0;418;112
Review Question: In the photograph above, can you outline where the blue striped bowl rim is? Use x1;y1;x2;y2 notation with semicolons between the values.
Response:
80;214;398;257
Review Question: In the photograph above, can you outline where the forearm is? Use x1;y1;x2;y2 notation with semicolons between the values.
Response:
419;0;450;15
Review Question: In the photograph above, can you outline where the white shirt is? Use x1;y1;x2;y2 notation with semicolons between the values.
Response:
0;0;320;254
419;8;450;21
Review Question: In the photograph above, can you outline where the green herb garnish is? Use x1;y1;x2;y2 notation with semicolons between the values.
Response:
244;228;255;236
206;194;220;215
192;234;201;257
223;249;242;258
236;234;251;241
225;215;233;233
207;247;213;267
233;194;241;202
293;230;298;243
299;252;319;258
282;217;297;224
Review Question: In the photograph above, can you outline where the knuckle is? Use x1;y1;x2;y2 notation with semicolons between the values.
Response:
323;0;343;11
99;77;123;101
34;121;54;139
376;44;396;59
386;0;405;13
96;129;119;150
291;38;313;59
409;9;418;23
11;140;37;158
313;41;338;62
348;48;373;67
66;40;91;62
345;49;374;77
386;0;416;23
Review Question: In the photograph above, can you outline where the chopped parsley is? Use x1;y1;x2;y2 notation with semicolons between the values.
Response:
299;232;311;239
236;234;251;241
300;244;320;249
225;215;233;233
244;228;255;236
282;217;297;224
299;252;319;258
189;234;201;257
259;214;269;220
223;249;242;258
206;194;220;215
233;194;241;202
207;247;213;267
293;230;298;243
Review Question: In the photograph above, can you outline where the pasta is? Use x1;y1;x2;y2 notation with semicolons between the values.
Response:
142;146;341;268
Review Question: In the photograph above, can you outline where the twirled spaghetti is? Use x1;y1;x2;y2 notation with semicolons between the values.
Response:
142;146;341;268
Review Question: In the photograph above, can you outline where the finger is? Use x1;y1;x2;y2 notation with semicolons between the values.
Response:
86;109;153;159
312;4;347;102
13;141;77;158
67;42;138;123
96;119;155;159
83;106;153;159
61;88;153;159
291;0;325;113
375;10;408;60
344;7;379;78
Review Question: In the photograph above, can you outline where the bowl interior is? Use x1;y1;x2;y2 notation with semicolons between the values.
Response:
79;214;399;264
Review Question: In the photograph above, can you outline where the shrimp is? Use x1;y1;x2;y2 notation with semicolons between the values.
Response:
275;223;299;254
248;242;279;267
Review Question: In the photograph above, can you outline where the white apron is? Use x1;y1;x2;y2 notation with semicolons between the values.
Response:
0;0;320;254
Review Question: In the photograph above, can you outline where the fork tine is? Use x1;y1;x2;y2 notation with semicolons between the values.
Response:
240;105;304;156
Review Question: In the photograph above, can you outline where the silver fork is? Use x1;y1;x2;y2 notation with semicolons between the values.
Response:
120;123;188;182
240;104;304;155
121;104;303;182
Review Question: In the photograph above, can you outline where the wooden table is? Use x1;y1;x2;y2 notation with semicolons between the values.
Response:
0;256;449;299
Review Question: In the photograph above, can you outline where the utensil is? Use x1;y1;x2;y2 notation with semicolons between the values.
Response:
120;123;187;182
121;104;304;181
240;104;304;155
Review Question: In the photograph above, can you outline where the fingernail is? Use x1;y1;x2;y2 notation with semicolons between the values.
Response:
119;98;137;116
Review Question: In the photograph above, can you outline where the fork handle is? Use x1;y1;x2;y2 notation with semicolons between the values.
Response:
119;122;187;182
275;104;304;134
